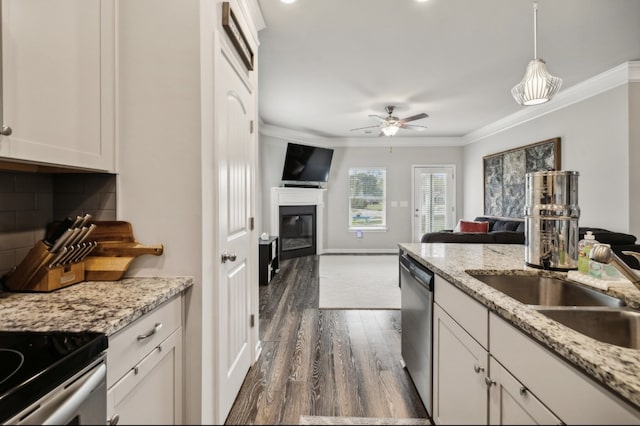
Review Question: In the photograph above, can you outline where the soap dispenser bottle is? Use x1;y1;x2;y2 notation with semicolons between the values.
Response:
577;231;598;274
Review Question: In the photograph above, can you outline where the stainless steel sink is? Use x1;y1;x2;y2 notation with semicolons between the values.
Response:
467;272;625;307
535;308;640;349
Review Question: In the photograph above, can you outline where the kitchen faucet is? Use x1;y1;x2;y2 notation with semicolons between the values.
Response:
589;244;640;290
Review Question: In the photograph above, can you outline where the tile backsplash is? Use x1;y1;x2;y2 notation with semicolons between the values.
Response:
0;171;116;277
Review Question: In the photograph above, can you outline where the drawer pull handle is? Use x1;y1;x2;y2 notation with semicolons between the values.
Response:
137;322;162;341
473;364;484;373
484;377;496;387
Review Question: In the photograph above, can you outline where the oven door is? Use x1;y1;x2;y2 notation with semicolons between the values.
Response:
6;355;107;425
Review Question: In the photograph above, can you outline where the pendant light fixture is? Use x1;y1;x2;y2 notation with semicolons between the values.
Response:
511;2;562;106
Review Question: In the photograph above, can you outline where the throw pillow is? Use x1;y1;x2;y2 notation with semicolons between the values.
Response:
459;220;489;233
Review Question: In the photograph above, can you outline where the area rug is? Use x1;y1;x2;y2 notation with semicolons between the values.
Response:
318;255;400;310
299;415;431;425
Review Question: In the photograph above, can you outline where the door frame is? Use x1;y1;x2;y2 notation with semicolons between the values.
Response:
411;164;457;243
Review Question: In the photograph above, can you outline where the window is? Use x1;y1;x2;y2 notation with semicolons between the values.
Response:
349;168;386;229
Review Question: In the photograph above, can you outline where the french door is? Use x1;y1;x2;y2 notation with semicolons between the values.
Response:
412;166;456;243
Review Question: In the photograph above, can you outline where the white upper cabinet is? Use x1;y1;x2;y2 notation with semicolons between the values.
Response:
0;0;115;171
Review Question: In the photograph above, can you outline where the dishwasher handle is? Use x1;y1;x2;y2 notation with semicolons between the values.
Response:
400;253;434;291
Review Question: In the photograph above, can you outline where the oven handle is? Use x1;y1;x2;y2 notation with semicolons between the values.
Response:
42;363;107;425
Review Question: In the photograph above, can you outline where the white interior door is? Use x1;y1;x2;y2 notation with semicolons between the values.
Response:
216;50;253;422
412;166;456;242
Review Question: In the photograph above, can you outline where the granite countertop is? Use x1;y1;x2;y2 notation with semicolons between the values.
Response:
0;276;193;336
398;242;640;411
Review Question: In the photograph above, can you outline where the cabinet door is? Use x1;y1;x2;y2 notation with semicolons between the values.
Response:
107;328;183;425
433;302;488;425
488;356;561;425
1;0;115;171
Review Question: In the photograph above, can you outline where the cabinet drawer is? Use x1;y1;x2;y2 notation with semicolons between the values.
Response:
434;274;488;349
107;296;181;386
490;312;640;424
107;328;182;425
489;356;560;425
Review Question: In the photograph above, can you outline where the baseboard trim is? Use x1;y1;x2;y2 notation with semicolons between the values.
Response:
323;248;399;254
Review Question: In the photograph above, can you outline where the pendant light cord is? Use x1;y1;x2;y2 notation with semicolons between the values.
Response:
533;2;538;59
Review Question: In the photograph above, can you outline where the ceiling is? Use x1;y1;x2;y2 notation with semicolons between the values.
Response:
256;0;640;141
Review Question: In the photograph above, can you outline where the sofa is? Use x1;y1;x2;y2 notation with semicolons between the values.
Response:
421;216;640;269
421;216;525;244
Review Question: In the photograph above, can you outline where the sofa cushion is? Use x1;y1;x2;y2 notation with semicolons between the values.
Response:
473;216;524;232
579;228;637;245
493;220;523;232
493;231;526;244
459;220;489;233
421;232;496;244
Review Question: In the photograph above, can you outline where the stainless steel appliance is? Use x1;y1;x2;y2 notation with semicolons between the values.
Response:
524;170;580;271
400;250;434;416
0;331;108;425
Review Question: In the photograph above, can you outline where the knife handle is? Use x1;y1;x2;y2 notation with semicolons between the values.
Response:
50;228;74;253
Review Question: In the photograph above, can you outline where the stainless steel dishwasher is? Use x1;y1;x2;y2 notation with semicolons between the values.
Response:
400;250;434;417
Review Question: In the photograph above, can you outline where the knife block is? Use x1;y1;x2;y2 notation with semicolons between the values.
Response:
83;221;164;281
2;241;86;292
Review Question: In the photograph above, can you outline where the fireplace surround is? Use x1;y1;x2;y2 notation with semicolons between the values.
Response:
271;187;326;259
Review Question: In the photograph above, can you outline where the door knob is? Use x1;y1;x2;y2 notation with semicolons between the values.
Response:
484;377;496;387
221;251;237;263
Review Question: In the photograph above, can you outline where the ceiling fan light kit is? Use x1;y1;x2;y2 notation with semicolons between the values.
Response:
512;2;562;106
381;124;400;136
350;105;428;137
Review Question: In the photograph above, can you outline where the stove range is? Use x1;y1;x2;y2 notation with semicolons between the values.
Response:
0;330;108;424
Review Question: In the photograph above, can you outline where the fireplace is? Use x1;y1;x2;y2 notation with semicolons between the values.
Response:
271;187;326;259
279;205;316;260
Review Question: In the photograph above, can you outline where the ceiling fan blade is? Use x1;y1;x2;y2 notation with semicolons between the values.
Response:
368;114;388;123
401;124;428;131
399;113;429;124
350;125;381;131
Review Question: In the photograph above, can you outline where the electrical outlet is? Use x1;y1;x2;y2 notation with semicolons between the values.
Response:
355;230;363;239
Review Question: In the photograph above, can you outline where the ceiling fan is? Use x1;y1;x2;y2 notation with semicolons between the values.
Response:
350;105;429;136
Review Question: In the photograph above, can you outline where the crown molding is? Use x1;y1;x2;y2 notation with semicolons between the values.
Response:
630;61;640;82
259;123;463;148
463;61;640;145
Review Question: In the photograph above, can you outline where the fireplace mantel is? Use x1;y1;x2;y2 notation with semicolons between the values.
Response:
271;187;326;255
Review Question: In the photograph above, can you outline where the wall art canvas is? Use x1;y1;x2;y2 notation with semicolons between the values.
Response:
483;137;561;218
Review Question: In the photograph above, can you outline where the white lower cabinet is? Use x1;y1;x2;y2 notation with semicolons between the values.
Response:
433;302;488;425
106;296;183;425
490;312;640;425
433;274;640;425
488;356;561;425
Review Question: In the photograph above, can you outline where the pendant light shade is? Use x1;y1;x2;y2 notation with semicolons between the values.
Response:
512;2;562;106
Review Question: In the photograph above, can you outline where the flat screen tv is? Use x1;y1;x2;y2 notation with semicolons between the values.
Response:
281;143;334;183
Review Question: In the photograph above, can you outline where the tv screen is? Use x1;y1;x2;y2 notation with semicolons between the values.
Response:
281;143;334;183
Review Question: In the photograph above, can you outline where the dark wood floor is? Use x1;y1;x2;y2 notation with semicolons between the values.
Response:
225;255;430;425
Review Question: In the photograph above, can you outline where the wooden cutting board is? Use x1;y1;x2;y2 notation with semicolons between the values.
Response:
83;221;164;281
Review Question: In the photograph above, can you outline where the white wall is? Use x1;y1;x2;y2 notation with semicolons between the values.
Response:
462;84;633;234
259;136;463;251
630;83;640;236
116;0;210;423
